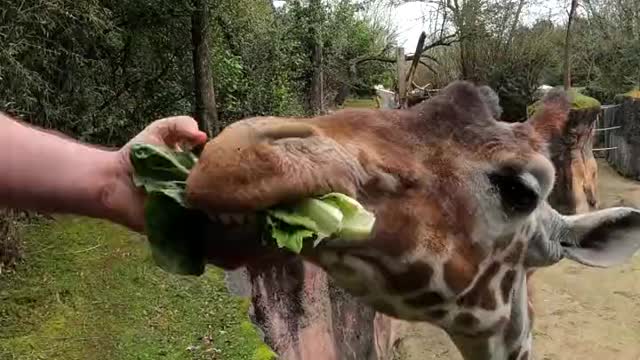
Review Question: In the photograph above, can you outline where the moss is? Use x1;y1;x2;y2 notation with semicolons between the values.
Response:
0;216;270;359
623;89;640;99
252;344;278;360
527;87;601;117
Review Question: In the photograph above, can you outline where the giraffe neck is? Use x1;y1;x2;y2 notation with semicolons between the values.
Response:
448;275;533;360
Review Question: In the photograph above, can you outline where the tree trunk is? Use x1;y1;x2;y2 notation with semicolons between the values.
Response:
506;0;527;47
563;0;579;90
191;0;216;137
225;261;401;360
396;47;407;108
309;0;324;114
334;63;356;107
0;209;22;274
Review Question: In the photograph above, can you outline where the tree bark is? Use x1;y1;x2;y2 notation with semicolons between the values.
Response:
191;0;216;137
309;0;324;114
0;209;22;273
396;47;407;108
547;107;600;214
563;0;579;90
505;0;527;48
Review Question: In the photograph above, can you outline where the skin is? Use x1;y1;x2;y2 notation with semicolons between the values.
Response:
0;112;207;232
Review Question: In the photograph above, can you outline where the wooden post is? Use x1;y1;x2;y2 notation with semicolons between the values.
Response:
396;47;406;108
547;107;601;214
606;97;640;179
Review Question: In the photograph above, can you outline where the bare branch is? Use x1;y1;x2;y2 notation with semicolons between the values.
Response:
406;32;427;83
418;60;438;74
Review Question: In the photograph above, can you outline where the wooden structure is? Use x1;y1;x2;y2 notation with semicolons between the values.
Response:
546;106;601;215
593;104;621;158
225;262;400;360
603;97;640;180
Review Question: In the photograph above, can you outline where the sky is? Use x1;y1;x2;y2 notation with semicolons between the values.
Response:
273;0;573;52
391;0;570;51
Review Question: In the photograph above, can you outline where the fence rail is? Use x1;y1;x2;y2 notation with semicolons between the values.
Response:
593;104;621;154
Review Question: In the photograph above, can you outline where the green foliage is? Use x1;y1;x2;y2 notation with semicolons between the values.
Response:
0;216;269;359
0;0;193;145
1;0;394;143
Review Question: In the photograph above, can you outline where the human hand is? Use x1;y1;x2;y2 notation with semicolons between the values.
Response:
108;116;208;232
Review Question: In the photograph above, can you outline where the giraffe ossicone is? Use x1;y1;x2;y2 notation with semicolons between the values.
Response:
185;81;640;360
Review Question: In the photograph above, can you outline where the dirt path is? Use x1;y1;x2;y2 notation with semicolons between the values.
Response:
394;159;640;360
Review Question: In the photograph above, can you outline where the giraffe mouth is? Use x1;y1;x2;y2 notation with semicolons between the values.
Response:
207;212;259;226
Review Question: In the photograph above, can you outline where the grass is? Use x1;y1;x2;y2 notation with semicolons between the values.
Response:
342;97;378;109
0;216;273;360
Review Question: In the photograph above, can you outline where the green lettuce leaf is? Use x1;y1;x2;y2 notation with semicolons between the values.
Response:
130;143;196;181
144;192;207;275
265;216;315;254
130;143;206;275
129;143;377;273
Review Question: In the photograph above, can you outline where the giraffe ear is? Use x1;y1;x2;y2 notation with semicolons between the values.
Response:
560;207;640;267
526;88;571;141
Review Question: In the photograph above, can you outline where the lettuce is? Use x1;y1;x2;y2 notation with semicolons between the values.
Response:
129;143;375;275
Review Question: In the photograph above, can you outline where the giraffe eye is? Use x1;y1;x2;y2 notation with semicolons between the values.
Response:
489;172;539;214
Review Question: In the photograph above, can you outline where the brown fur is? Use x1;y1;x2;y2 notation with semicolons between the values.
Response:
184;81;573;359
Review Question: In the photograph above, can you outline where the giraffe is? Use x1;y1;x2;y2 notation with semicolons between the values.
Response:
185;81;640;360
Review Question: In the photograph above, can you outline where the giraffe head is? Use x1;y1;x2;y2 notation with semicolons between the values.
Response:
185;81;640;359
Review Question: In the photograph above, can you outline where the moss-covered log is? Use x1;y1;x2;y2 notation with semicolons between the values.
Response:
225;261;399;360
528;89;601;215
606;96;640;180
546;107;600;215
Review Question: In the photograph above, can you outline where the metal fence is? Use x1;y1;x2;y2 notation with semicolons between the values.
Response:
593;104;621;157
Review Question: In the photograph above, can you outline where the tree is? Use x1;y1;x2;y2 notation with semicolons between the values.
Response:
191;0;217;136
564;0;579;90
309;0;325;114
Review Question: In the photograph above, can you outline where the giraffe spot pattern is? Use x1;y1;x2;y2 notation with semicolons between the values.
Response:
457;261;501;310
427;309;448;320
371;299;397;317
453;312;479;328
330;262;358;277
508;348;521;360
500;269;517;304
352;254;433;295
443;240;485;293
404;291;444;308
391;261;434;293
503;241;525;265
473;316;508;338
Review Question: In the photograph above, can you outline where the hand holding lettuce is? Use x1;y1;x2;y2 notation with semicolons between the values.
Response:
129;143;375;275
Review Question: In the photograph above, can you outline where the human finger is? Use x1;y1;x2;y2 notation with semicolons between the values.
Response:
157;116;208;147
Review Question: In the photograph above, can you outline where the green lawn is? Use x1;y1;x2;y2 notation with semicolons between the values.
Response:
342;97;378;109
0;216;273;360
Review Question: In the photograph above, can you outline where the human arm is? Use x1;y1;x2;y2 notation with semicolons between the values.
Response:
0;113;207;232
